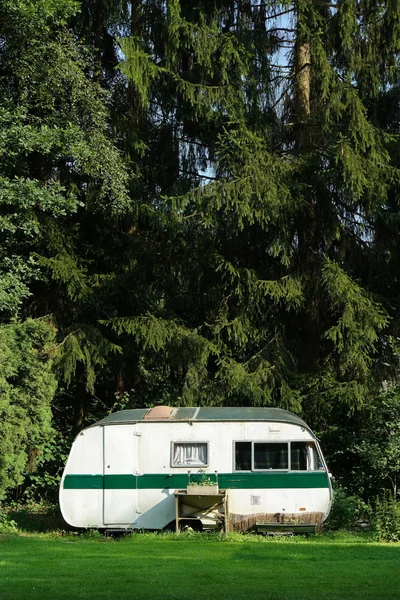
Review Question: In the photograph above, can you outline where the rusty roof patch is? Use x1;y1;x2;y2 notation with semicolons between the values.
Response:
144;406;175;420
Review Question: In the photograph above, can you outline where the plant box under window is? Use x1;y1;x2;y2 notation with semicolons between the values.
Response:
186;484;219;495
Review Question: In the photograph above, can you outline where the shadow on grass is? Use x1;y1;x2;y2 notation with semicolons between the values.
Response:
6;504;73;533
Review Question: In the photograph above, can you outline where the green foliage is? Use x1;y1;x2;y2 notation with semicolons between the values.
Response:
119;36;161;109
374;492;400;542
21;432;71;502
109;0;400;420
325;486;369;531
104;315;219;406
322;259;388;362
0;504;17;533
0;0;130;320
321;386;400;500
52;325;122;394
0;319;57;499
188;469;217;487
0;501;66;533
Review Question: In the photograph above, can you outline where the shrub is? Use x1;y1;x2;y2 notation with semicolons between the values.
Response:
0;505;17;533
325;486;367;530
374;492;400;542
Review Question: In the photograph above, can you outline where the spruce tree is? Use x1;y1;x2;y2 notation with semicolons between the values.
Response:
108;0;399;420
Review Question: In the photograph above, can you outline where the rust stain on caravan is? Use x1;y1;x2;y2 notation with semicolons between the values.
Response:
229;511;324;532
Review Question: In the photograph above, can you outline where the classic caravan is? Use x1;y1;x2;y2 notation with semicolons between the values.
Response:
60;406;332;533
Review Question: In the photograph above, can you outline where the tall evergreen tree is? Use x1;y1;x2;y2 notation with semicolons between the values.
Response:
106;0;399;422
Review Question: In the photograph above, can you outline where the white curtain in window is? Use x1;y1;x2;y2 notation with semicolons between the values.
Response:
305;443;318;470
173;443;207;466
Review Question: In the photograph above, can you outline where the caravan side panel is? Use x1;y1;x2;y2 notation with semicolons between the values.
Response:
60;427;103;528
103;424;138;525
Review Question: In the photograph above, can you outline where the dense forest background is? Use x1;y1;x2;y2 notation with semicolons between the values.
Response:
1;0;400;505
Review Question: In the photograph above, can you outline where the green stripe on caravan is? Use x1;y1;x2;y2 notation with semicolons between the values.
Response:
63;472;329;490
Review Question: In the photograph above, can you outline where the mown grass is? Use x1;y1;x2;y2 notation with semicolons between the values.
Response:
0;531;399;600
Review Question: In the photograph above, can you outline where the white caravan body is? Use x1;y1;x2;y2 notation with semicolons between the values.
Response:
60;406;332;532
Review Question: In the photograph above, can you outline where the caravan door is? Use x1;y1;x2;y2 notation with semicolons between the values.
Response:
103;425;139;525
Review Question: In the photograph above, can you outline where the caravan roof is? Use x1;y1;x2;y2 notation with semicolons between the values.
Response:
92;406;310;430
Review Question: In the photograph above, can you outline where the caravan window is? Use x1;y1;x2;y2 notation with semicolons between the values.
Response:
235;442;252;470
172;442;208;467
234;441;323;471
290;442;322;471
254;443;288;470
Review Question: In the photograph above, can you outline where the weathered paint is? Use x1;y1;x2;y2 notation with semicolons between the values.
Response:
229;511;325;532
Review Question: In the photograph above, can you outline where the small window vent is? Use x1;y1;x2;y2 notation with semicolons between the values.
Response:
251;495;261;506
268;424;281;433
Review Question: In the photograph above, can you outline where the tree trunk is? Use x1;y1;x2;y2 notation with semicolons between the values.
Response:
295;40;311;149
294;13;321;371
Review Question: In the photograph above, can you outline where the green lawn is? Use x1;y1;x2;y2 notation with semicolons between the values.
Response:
0;533;399;600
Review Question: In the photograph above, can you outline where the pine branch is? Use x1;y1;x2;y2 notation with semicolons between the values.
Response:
270;81;294;110
343;227;374;248
269;28;297;33
176;137;212;149
253;7;296;20
178;168;218;181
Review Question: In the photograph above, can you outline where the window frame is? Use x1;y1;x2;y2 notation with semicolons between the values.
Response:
170;441;209;468
233;440;323;473
253;441;289;471
233;440;252;472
